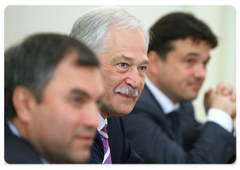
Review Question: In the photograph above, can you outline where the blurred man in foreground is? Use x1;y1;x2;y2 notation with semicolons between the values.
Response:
4;33;103;164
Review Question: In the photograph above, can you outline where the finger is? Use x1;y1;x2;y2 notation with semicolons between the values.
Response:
216;83;224;93
205;88;212;96
230;93;236;101
223;85;234;96
231;111;237;120
204;89;212;113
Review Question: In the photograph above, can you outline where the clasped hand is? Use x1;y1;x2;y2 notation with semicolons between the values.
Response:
204;83;236;120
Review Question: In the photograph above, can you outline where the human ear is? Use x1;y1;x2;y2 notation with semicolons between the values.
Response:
147;51;162;75
12;86;37;123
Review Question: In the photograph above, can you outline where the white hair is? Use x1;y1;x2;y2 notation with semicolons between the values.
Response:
70;6;149;56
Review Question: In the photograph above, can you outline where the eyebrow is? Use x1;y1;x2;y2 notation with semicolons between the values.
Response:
70;88;104;101
70;89;90;99
113;55;149;65
185;52;200;57
185;52;211;60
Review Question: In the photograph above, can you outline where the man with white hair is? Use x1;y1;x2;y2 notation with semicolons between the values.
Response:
70;6;149;163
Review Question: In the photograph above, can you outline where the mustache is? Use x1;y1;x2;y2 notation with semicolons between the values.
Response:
114;86;139;97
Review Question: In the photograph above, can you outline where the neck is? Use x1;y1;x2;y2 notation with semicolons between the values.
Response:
146;73;178;105
100;112;109;119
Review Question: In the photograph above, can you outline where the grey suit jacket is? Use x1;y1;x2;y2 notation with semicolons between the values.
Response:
122;85;236;163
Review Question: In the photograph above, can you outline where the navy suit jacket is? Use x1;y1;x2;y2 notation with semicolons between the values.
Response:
4;121;43;164
122;85;236;163
87;116;143;164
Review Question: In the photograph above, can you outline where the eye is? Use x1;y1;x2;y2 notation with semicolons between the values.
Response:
119;63;127;67
187;59;194;63
70;96;83;106
139;66;147;71
186;58;197;66
117;62;129;72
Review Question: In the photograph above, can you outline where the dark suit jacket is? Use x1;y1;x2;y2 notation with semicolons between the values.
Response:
4;121;43;164
87;116;143;164
122;85;236;163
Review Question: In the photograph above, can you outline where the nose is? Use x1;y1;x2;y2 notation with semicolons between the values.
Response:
125;67;141;89
82;102;100;129
194;63;206;79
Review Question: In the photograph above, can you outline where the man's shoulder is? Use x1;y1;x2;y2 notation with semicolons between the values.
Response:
138;85;152;99
135;85;158;107
107;117;124;132
4;122;43;164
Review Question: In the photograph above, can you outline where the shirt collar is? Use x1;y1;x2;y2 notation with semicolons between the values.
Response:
97;114;108;131
6;119;22;138
145;77;179;114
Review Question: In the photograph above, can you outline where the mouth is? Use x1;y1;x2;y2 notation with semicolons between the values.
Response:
75;135;95;146
116;92;135;99
188;83;201;90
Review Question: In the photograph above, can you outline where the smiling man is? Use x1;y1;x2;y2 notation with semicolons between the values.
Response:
4;33;103;164
97;28;149;119
122;12;236;163
154;37;210;103
70;6;149;163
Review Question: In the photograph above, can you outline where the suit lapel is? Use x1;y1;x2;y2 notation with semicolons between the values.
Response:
143;85;178;141
4;121;43;163
106;117;122;163
87;132;104;163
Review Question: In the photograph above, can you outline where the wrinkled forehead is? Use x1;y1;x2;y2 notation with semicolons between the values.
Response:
112;54;149;65
104;27;148;49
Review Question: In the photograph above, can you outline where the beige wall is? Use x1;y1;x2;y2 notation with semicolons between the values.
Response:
4;5;236;123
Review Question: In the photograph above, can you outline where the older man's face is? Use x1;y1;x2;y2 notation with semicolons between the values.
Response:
99;28;149;118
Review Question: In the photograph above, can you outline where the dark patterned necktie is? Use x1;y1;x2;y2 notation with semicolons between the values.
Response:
167;110;181;144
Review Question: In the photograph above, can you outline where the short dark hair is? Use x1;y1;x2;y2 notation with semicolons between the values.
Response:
5;33;99;120
148;12;218;60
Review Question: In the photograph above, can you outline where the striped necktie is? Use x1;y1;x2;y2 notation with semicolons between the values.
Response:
99;125;112;164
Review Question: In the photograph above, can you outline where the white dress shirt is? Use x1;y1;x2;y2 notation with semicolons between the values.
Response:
97;114;108;131
145;77;233;133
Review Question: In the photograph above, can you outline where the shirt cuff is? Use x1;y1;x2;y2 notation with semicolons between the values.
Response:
207;108;233;133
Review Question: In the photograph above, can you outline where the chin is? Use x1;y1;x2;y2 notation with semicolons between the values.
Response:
71;150;91;164
101;102;134;117
116;106;134;116
182;95;198;102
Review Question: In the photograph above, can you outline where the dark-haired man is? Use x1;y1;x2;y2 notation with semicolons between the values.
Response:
4;33;103;164
122;12;236;163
